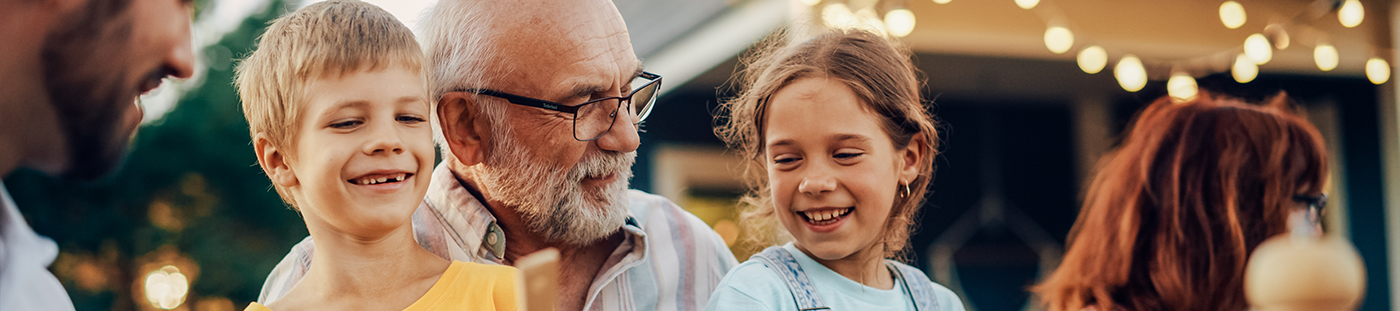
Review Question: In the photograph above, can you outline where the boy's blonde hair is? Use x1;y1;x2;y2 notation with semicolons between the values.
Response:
234;0;424;208
716;29;939;261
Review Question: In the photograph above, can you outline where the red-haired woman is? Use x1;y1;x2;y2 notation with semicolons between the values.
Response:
1032;92;1329;311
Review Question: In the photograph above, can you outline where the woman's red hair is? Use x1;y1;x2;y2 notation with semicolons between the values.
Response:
1032;92;1329;311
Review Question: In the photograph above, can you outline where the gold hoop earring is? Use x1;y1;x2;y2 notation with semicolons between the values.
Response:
900;183;911;199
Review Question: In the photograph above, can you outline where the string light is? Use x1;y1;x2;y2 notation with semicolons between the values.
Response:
1233;53;1259;83
1168;72;1199;102
1338;0;1363;28
885;8;916;37
1044;26;1074;54
1314;44;1339;71
1115;55;1147;92
1244;33;1273;64
1077;45;1107;74
806;0;1390;91
1219;1;1246;29
1366;57;1389;84
1015;0;1039;10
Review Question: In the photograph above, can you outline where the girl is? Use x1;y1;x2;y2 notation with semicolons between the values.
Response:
708;29;964;311
1030;92;1330;311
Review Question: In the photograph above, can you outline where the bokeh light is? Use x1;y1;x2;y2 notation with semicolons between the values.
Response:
1219;1;1246;29
884;9;916;37
1367;57;1390;84
1044;26;1074;54
1114;55;1147;92
1167;73;1198;102
1015;0;1039;10
1233;53;1259;83
1244;33;1273;64
1077;45;1107;74
1314;44;1339;71
144;266;189;310
1339;0;1364;28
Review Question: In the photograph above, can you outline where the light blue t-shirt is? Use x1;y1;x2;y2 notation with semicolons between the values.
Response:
706;243;965;311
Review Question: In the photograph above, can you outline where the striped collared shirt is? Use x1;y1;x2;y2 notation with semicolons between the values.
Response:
257;164;739;310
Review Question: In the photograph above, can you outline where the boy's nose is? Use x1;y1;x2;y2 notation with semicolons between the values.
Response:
364;125;405;155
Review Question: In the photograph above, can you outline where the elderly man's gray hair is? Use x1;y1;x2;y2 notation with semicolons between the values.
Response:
419;0;511;154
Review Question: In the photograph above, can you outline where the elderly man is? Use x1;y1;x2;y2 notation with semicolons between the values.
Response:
257;0;738;309
0;0;195;309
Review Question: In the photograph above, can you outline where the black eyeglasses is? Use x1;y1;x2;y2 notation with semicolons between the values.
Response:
1293;193;1328;225
461;71;661;141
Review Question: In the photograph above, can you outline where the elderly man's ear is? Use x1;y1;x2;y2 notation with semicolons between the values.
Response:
437;93;489;166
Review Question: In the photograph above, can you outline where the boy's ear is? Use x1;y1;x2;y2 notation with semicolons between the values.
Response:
898;134;926;185
253;133;299;188
437;92;489;166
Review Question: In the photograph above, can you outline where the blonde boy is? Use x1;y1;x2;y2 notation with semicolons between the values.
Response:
234;1;517;310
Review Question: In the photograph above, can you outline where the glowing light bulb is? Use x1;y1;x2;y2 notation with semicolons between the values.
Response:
1244;33;1272;64
1078;45;1107;74
1233;53;1258;83
144;266;189;310
933;0;951;4
1367;58;1389;84
1220;1;1246;29
1168;73;1199;102
884;9;916;37
1044;26;1074;54
1339;0;1364;28
1016;0;1039;10
1115;55;1147;92
800;0;821;6
1314;44;1339;71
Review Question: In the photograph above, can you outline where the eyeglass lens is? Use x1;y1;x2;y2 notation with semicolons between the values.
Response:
572;77;660;141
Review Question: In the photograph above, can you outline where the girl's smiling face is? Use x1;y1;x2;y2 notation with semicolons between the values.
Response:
764;76;921;264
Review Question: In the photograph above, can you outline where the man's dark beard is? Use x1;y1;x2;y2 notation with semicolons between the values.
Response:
38;0;139;180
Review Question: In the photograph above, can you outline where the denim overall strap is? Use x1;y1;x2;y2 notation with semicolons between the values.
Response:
751;246;831;311
886;260;942;311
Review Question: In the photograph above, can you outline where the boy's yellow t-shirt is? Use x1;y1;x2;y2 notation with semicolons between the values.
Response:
245;261;519;311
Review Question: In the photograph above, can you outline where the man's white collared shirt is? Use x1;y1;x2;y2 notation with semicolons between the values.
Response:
0;182;76;311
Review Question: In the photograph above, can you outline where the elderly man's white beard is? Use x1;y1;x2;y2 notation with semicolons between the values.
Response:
478;132;635;246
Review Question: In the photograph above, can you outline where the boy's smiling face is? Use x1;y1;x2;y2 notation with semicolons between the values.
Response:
282;66;433;239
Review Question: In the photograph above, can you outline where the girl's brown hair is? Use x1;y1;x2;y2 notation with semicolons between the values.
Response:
715;29;939;260
1032;93;1329;311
